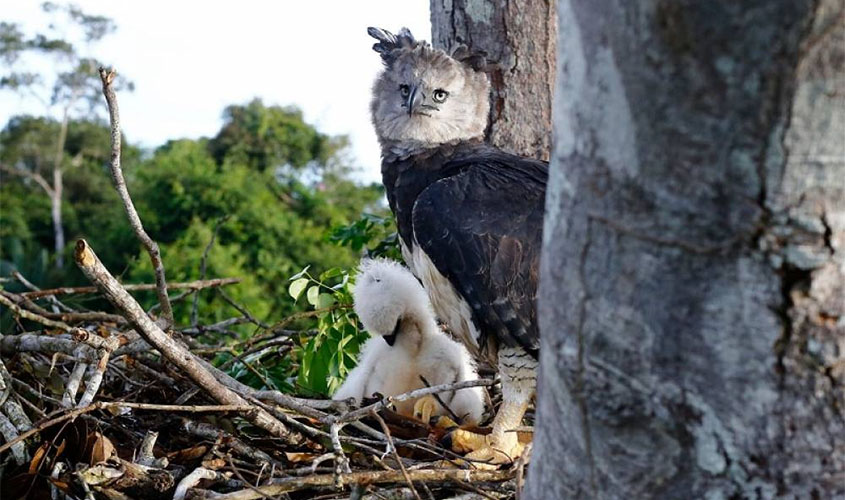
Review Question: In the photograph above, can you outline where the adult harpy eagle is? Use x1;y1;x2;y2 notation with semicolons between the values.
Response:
367;27;547;464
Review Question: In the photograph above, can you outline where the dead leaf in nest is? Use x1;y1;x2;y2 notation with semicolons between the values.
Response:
78;464;124;486
284;452;321;463
28;443;49;474
167;445;209;464
86;432;116;465
202;458;226;469
49;478;70;493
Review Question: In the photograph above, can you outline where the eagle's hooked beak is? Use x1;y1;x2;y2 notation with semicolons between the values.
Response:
406;86;421;116
383;318;401;346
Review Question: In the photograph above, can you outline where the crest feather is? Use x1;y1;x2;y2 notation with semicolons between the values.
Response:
367;26;425;65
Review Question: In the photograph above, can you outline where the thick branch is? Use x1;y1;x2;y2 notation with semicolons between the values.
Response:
98;67;173;327
73;238;293;442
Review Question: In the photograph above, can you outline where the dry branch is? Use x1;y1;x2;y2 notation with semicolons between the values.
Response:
72;238;294;443
73;329;121;408
19;278;241;299
337;379;496;423
98;67;174;327
62;361;88;408
0;402;258;455
0;334;97;360
0;293;70;331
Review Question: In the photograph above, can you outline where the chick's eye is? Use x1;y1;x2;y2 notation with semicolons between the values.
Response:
432;89;449;103
399;85;410;98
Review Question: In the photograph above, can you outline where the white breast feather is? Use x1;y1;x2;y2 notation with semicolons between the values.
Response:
406;241;482;359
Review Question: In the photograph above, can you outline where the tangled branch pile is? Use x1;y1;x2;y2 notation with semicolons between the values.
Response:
0;70;524;499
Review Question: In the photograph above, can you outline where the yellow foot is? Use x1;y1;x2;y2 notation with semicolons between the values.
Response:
412;395;439;424
443;429;524;467
430;415;459;430
464;440;524;467
443;428;488;454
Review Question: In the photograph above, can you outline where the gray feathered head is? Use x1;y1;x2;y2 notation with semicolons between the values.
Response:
368;27;491;150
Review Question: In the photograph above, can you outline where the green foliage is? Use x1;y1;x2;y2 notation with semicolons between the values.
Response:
287;266;367;397
0;116;140;276
329;213;401;260
209;98;344;173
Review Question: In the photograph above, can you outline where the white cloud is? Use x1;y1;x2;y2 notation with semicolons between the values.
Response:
0;0;431;183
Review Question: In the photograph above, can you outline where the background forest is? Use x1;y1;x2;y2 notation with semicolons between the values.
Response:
1;4;397;398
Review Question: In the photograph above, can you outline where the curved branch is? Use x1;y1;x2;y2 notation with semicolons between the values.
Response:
73;238;293;443
98;67;173;327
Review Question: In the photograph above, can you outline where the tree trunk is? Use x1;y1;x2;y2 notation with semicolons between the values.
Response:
51;110;69;269
430;0;556;161
527;0;844;498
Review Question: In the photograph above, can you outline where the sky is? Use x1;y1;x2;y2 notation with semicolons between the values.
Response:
0;1;431;183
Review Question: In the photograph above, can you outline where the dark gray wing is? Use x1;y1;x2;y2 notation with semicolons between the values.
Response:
411;151;547;356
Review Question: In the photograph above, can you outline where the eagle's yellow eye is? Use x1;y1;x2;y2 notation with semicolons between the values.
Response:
432;89;449;103
399;85;410;98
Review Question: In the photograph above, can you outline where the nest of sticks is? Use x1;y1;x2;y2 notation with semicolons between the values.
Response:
0;70;531;499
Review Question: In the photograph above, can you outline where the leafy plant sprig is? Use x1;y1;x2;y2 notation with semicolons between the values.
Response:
287;265;367;396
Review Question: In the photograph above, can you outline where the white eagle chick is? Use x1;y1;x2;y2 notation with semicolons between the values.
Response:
332;258;485;425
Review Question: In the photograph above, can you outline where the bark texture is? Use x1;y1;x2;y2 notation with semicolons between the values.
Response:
430;0;556;161
527;0;844;498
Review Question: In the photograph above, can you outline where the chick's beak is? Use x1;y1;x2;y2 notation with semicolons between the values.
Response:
383;317;401;346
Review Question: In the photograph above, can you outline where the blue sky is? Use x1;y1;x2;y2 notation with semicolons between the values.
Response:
0;1;431;183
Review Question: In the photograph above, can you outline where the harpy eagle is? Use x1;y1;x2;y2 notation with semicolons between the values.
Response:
333;258;485;425
367;27;546;464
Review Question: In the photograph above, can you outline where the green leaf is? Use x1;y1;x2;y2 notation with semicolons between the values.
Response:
319;267;343;281
306;285;320;306
289;265;311;281
317;293;335;309
288;278;309;301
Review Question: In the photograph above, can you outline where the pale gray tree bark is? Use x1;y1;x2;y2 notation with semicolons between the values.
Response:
527;0;844;498
430;0;556;161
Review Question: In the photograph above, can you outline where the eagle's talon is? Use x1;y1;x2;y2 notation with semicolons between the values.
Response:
443;427;488;454
431;415;459;430
412;395;439;423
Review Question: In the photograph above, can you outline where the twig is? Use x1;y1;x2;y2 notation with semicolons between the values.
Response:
73;329;120;408
73;238;293;443
180;317;250;337
11;270;72;313
205;469;515;500
329;419;352;484
419;375;460;422
337;379;496;423
174;467;223;500
20;277;241;299
99;67;174;327
0;293;70;331
0;334;97;361
61;362;88;408
183;420;281;468
0;411;27;464
0;402;257;455
217;289;269;329
371;410;422;500
136;430;158;466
